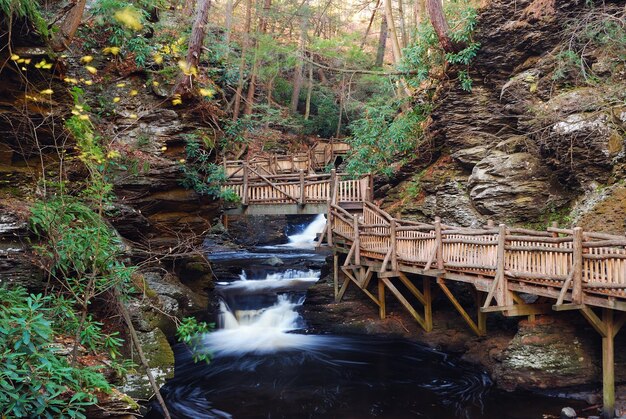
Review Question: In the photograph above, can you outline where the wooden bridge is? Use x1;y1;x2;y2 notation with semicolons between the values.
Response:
222;167;372;215
318;202;626;418
223;140;350;179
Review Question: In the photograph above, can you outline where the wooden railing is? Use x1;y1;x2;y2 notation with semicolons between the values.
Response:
223;167;372;207
328;205;626;310
224;140;351;178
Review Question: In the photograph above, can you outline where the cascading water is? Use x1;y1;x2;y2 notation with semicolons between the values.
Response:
148;216;583;419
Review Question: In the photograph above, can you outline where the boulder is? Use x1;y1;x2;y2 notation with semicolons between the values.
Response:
468;150;566;222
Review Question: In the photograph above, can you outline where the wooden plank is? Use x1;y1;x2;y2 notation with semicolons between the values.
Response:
397;272;427;305
481;303;552;316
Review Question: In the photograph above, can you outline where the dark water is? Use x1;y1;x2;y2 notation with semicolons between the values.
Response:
147;216;583;419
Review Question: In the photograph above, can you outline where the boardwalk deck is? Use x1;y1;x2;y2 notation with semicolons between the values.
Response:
322;203;626;418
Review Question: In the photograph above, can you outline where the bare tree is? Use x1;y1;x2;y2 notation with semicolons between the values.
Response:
384;0;402;64
176;0;212;95
290;12;308;114
233;0;253;121
375;11;388;67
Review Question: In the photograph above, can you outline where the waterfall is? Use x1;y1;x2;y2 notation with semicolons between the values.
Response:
286;214;327;247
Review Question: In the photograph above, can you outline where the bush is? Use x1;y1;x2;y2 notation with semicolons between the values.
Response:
0;287;111;418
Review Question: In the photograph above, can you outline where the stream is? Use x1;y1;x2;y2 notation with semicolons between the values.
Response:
147;215;583;419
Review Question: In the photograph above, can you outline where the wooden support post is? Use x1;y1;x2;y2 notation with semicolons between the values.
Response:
603;308;615;419
390;219;398;271
299;169;305;205
353;214;360;265
572;227;583;305
437;278;485;336
495;224;512;307
435;217;444;270
424;277;433;332
242;163;249;206
333;251;339;299
551;221;559;238
326;200;333;246
330;169;337;205
221;214;229;230
475;290;487;334
378;276;386;319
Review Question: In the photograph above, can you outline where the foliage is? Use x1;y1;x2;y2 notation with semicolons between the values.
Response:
0;287;111;418
0;0;48;37
180;134;240;202
552;9;626;83
176;317;213;363
345;101;429;176
400;0;480;91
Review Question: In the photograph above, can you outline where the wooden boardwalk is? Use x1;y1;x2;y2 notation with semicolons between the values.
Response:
222;168;372;215
319;202;626;418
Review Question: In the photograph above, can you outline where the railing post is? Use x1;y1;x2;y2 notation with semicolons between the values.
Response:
551;221;559;238
353;214;360;265
572;227;583;305
368;173;374;202
326;200;333;246
435;217;444;270
330;169;338;205
299;169;305;205
242;163;249;206
487;219;494;228
390;219;397;271
495;224;510;306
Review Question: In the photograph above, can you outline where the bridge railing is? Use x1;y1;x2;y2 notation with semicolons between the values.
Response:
328;204;626;308
224;168;372;207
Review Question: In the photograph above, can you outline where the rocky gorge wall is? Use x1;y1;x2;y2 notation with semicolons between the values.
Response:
383;0;625;233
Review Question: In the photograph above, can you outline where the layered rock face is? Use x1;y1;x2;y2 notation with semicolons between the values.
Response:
384;0;626;230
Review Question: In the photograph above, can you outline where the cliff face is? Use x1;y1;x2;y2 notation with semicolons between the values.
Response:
384;0;626;231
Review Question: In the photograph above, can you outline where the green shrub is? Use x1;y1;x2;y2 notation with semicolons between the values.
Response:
0;287;111;418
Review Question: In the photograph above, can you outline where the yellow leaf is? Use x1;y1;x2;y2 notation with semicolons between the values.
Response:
17;58;25;63
81;55;94;63
160;146;167;151
152;81;159;86
129;114;138;119
107;150;121;159
78;114;90;120
71;110;80;115
177;60;197;76
130;89;138;96
40;89;54;95
84;80;93;86
85;66;97;74
199;88;214;98
113;7;143;31
113;97;121;103
172;98;182;106
116;83;126;88
179;159;186;163
154;54;163;65
10;54;19;61
23;58;31;64
21;67;27;71
103;46;121;56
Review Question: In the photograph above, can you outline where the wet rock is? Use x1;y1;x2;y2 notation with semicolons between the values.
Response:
451;145;492;168
468;150;566;222
120;328;175;400
0;210;44;291
263;256;285;267
493;317;600;391
560;407;577;419
227;215;290;246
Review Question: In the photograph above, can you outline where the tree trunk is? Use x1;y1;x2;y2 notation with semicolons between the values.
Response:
50;0;87;52
335;74;345;138
375;12;388;67
233;0;253;121
360;0;380;49
225;0;234;44
383;0;402;64
245;0;272;115
398;0;408;48
304;63;313;120
426;0;458;53
290;14;308;114
175;0;212;95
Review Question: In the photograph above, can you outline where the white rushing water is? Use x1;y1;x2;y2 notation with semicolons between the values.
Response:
285;214;327;248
